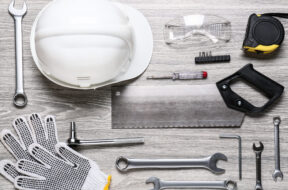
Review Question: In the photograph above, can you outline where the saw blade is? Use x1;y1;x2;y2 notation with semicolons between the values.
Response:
112;84;245;128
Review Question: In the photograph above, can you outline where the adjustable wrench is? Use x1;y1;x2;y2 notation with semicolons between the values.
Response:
9;0;28;107
116;153;227;174
253;142;264;190
272;117;283;181
146;177;237;190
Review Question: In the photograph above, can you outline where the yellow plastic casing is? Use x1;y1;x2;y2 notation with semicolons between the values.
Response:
243;44;280;54
104;175;112;190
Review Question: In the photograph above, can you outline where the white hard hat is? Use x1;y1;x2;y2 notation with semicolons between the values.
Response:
30;0;153;89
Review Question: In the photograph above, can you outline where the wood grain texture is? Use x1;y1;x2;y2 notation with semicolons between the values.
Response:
0;0;288;189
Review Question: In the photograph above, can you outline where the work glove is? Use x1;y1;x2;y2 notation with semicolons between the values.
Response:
0;113;59;182
15;142;111;190
0;113;111;190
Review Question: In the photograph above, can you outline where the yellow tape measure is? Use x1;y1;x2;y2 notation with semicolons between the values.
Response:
243;13;286;54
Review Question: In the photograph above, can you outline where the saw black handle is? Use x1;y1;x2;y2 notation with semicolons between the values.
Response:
216;64;284;113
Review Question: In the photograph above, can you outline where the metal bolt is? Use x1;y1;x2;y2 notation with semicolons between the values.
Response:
237;100;242;107
222;85;228;90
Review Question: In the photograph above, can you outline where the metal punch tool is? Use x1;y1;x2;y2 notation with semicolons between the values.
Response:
67;122;144;147
9;0;28;107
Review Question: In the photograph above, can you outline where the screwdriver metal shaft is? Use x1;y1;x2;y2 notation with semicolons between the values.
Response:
147;71;207;80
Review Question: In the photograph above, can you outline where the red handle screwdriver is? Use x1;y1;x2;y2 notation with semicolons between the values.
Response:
147;71;207;80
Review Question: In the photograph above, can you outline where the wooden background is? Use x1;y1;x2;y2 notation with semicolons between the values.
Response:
0;0;288;189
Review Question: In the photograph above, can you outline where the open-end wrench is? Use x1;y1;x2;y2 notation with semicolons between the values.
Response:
146;177;237;190
253;142;264;190
116;153;227;174
272;117;283;182
8;0;28;107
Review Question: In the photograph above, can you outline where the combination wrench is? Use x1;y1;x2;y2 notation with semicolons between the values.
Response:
116;153;227;174
146;177;237;190
253;141;264;190
272;117;283;181
9;0;28;107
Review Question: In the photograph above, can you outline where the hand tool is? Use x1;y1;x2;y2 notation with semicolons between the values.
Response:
115;153;227;174
67;122;144;147
253;142;264;190
146;177;237;190
195;52;230;64
219;134;242;180
272;116;283;182
243;13;288;54
112;64;284;128
147;71;207;80
9;0;28;107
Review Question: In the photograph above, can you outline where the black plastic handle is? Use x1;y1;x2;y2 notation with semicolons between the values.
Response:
216;64;284;113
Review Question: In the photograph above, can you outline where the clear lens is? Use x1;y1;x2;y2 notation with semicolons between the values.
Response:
164;14;231;47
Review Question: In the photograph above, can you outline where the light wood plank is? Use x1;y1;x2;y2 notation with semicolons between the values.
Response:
0;0;288;189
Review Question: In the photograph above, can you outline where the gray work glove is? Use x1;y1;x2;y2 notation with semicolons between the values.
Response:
0;113;58;182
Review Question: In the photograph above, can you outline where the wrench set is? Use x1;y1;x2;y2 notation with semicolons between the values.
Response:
3;0;288;190
113;125;283;190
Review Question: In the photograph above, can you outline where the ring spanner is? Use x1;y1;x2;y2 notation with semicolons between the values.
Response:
116;153;227;174
146;177;237;190
9;0;28;107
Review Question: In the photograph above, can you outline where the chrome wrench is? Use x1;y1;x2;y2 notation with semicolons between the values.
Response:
253;142;264;190
116;153;227;174
272;117;283;181
9;0;28;107
146;177;237;190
